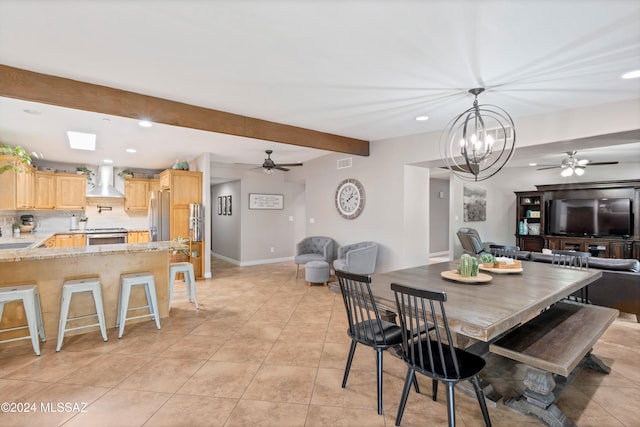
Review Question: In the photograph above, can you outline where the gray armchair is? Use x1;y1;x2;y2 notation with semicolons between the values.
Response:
294;236;334;278
456;227;494;256
333;241;378;275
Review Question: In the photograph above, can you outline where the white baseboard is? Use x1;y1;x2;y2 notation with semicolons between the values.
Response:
211;252;294;267
429;251;450;258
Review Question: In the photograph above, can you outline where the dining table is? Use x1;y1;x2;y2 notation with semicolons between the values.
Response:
370;260;602;345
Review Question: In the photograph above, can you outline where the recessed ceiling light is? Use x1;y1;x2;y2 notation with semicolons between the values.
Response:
529;163;537;166
622;69;640;79
126;148;137;153
23;109;41;115
103;159;113;164
415;116;429;121
67;131;96;151
138;120;153;128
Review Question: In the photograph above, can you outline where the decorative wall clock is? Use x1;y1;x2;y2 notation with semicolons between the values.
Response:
335;178;365;219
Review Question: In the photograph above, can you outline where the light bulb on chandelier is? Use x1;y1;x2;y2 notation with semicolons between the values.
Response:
441;88;516;181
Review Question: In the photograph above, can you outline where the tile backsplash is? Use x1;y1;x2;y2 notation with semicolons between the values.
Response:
1;202;148;233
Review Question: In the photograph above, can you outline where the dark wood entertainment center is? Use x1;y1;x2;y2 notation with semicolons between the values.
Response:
515;179;640;260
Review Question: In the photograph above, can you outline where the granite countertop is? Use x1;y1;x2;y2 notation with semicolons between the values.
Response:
0;241;181;263
0;228;151;249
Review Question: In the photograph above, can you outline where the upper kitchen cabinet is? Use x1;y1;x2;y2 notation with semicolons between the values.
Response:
0;155;35;210
34;171;56;209
55;173;86;210
124;177;156;211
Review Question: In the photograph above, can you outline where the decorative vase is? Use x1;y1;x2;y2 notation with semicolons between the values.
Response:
172;160;182;170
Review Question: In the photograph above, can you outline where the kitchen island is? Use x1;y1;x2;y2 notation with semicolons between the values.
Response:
0;241;177;348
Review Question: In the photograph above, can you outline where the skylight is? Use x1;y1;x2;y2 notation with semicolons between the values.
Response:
67;131;96;151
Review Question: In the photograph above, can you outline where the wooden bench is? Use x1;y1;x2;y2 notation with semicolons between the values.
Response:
489;302;618;427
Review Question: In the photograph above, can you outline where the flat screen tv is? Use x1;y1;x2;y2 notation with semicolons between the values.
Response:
546;198;632;237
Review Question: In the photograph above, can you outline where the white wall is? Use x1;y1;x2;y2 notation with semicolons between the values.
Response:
429;178;450;253
211;181;241;261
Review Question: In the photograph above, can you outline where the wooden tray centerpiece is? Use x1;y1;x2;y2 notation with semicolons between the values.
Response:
479;258;523;273
441;270;492;283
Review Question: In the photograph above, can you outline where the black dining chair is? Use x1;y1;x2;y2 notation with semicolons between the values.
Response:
336;270;409;415
391;283;491;427
552;250;590;303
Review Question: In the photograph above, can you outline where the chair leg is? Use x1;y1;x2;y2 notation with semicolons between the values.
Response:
342;340;357;388
412;375;420;394
471;375;492;427
432;379;438;401
296;264;300;279
376;348;383;415
445;382;456;427
395;368;414;426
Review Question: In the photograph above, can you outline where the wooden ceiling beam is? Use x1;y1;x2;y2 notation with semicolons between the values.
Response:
0;64;370;156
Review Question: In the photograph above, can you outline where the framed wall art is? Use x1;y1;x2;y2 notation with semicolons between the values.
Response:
249;193;284;210
463;185;486;222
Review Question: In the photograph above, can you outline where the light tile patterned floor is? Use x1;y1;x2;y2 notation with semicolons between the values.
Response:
0;258;638;426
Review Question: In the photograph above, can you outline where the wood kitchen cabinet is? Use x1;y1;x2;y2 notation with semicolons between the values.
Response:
124;178;152;211
34;171;56;209
54;233;86;247
55;173;86;210
127;230;150;243
159;169;203;278
0;155;35;210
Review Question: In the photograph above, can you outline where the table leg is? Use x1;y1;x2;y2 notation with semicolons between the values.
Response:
504;353;610;427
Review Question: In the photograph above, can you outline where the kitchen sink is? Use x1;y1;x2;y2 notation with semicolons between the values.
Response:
0;242;33;249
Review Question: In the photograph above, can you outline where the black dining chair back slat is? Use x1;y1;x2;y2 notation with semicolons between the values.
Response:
551;251;590;303
391;283;491;427
336;270;405;415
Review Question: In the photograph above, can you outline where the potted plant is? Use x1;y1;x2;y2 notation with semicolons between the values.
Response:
76;166;96;188
12;223;21;236
170;236;191;262
118;169;134;179
0;144;41;174
479;253;497;268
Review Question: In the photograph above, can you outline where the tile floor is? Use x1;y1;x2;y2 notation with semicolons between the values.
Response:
0;258;638;426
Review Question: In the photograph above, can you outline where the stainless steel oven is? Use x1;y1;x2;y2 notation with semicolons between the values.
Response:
86;228;128;245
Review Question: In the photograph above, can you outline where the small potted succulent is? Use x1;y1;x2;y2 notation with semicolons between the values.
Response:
479;253;497;268
12;223;21;236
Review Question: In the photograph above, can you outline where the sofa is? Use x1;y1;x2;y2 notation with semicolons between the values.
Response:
519;251;640;322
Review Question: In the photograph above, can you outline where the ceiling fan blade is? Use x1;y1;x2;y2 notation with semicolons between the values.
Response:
274;166;290;171
587;161;619;166
274;162;303;167
536;166;561;171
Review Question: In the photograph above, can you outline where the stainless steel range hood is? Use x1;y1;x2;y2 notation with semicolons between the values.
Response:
86;166;125;198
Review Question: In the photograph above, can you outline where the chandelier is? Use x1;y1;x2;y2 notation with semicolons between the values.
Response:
440;88;516;181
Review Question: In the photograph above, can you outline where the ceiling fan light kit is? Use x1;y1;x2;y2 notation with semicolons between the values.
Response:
537;150;618;177
440;88;516;182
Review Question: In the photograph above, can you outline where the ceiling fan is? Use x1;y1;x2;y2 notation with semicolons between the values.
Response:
536;150;618;177
259;150;303;173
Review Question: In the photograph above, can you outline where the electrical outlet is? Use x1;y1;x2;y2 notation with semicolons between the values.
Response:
270;247;275;253
309;217;315;224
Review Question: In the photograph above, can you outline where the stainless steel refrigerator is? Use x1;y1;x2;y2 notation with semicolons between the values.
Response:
148;190;170;242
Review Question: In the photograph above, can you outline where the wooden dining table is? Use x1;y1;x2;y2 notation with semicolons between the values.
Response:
370;260;602;344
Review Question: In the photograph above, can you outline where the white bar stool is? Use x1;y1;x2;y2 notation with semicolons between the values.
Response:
56;277;108;352
116;272;161;338
0;285;46;356
168;262;199;310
